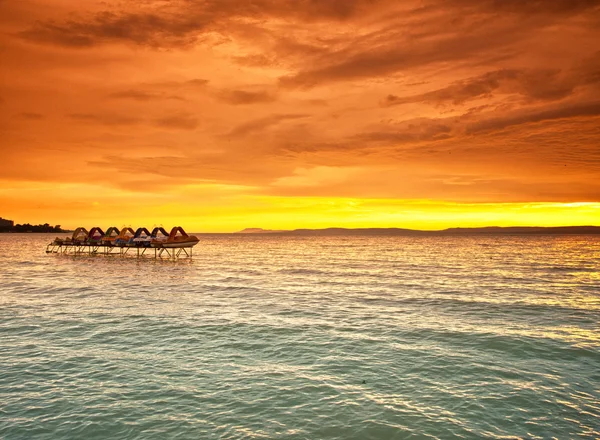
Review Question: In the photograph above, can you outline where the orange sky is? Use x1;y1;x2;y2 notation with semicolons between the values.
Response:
1;0;599;231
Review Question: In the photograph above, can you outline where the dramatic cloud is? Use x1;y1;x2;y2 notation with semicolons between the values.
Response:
17;0;399;49
1;0;599;230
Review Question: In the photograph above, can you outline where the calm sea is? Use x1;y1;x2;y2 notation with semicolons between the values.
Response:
1;233;599;439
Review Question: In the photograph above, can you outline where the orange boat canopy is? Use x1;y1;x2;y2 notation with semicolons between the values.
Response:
117;227;135;239
168;226;190;240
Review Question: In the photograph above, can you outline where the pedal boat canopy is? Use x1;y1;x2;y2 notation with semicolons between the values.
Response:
115;227;135;246
162;227;199;248
150;227;169;247
132;228;152;247
72;227;89;244
88;227;105;244
102;227;120;245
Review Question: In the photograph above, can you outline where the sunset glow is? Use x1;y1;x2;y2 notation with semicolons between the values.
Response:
1;0;599;231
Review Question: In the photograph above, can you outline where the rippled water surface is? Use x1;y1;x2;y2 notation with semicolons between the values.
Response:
1;233;599;439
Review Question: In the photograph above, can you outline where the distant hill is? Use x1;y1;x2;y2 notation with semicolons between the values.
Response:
234;226;600;236
238;228;286;233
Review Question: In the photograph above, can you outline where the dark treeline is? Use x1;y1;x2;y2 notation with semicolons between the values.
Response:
0;223;66;233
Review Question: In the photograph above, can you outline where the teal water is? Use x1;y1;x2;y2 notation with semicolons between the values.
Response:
1;233;599;439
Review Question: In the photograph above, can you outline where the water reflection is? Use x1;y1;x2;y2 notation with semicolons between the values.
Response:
1;233;599;439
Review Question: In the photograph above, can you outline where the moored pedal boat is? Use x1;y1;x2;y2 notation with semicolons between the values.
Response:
150;227;169;248
102;227;120;246
72;227;89;245
132;227;152;247
88;227;105;245
114;227;135;247
162;227;199;248
46;224;199;258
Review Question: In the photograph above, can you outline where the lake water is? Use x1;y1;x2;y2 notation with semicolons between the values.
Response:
1;233;599;439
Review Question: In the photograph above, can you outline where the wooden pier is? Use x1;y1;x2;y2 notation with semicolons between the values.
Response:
45;242;193;259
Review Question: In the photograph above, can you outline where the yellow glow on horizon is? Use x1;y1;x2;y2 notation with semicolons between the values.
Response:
1;181;598;232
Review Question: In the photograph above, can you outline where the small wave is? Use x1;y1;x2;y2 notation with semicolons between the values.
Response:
278;268;327;275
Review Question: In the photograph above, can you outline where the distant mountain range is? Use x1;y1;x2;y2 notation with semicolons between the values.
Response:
236;226;600;235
